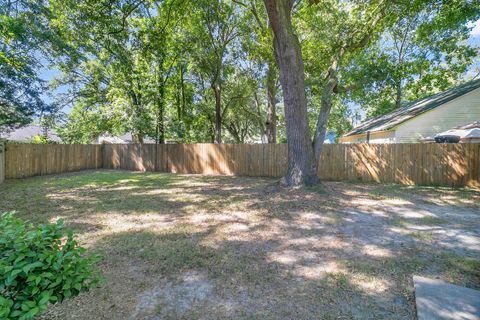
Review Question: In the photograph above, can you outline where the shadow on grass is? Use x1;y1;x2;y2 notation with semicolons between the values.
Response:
2;170;479;319
89;228;414;319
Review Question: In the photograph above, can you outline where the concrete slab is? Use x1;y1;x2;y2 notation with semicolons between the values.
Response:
414;276;480;320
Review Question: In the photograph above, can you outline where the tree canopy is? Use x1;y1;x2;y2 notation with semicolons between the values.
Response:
0;0;69;131
1;0;479;184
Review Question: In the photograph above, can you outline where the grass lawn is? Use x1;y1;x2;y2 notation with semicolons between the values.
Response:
1;170;479;319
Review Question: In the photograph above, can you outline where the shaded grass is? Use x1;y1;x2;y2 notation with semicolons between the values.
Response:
416;216;448;225
409;231;434;242
304;184;328;195
369;183;480;207
438;252;480;286
104;230;221;275
344;248;480;291
391;215;447;228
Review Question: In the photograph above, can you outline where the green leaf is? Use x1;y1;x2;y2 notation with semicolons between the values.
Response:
24;306;40;318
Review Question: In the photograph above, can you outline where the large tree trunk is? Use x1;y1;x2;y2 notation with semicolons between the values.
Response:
155;97;165;144
313;58;340;165
313;6;384;167
266;62;277;144
212;82;222;144
130;83;145;144
395;79;402;109
264;0;317;186
313;78;336;165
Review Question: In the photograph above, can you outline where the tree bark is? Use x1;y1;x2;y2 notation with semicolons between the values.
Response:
313;55;341;164
253;91;268;143
155;94;165;144
156;74;166;144
212;82;222;144
313;78;336;163
264;0;317;186
130;82;145;144
266;62;277;143
395;79;402;109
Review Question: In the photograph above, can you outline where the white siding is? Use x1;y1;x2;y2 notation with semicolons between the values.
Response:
368;137;397;143
395;88;480;142
353;136;396;144
342;131;396;144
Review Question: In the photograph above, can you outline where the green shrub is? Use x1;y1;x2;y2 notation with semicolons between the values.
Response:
0;212;103;319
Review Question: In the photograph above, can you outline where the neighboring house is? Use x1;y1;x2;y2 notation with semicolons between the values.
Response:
96;133;155;144
0;125;61;143
339;79;480;143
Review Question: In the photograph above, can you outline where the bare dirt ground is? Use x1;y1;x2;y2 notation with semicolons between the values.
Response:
1;170;479;319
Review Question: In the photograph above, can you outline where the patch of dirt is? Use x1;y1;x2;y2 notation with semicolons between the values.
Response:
131;271;213;319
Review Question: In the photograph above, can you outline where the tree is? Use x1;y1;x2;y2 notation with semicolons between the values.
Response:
190;0;242;143
261;0;393;186
49;0;187;143
301;0;387;161
222;69;263;143
345;0;480;117
56;102;124;143
263;0;317;186
48;0;152;142
291;0;477;171
50;0;269;144
9;0;477;188
137;0;187;143
0;0;65;132
235;0;279;143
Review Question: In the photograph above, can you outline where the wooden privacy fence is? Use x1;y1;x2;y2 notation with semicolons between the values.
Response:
4;144;102;179
102;144;288;177
2;143;480;187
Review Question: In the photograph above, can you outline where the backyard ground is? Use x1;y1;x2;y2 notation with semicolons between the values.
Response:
1;170;479;319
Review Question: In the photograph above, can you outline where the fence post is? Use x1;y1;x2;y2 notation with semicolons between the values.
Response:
0;140;5;184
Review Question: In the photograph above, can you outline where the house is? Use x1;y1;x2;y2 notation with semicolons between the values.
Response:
339;79;480;143
0;125;61;143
